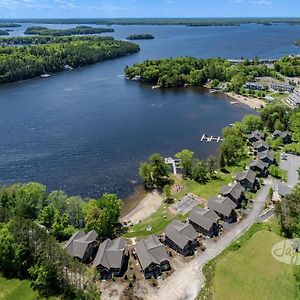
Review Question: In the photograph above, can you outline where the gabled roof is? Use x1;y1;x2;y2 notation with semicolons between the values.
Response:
93;237;126;270
247;130;264;140
208;196;237;217
165;220;198;249
253;139;269;150
277;182;292;197
249;159;268;171
188;207;220;231
64;230;98;259
135;235;169;271
236;168;257;184
221;182;244;200
257;150;274;162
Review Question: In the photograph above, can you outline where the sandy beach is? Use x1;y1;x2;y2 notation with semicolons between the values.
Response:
225;92;266;109
120;190;163;224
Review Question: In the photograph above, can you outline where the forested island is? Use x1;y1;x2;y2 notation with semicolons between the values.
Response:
0;29;9;36
126;34;154;40
24;25;114;36
0;38;140;83
125;56;300;89
0;35;114;46
3;17;300;26
0;23;21;27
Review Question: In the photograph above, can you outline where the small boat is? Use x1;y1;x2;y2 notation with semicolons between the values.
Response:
40;74;51;78
230;101;239;105
152;85;160;90
132;75;141;81
210;89;218;93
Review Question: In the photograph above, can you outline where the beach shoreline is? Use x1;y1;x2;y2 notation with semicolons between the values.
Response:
224;91;266;109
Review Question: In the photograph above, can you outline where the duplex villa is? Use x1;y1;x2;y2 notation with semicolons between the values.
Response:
272;130;292;144
208;196;237;223
247;130;265;143
253;139;269;153
93;237;127;279
236;168;258;192
188;207;220;238
164;219;199;256
135;235;171;279
249;158;268;177
64;230;98;263
257;150;275;165
221;182;245;206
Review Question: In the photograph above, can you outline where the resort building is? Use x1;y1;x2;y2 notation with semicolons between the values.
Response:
287;89;300;108
208;196;237;223
164;220;199;256
221;182;245;206
135;235;170;279
64;230;98;263
272;130;292;144
93;237;127;280
236;168;258;192
188;207;220;238
249;159;268;177
270;82;294;93
247;130;265;143
244;82;265;91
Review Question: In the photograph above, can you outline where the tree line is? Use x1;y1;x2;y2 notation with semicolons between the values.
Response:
0;182;123;298
125;57;284;91
0;23;21;27
0;38;140;83
274;56;300;77
126;34;154;40
24;25;114;36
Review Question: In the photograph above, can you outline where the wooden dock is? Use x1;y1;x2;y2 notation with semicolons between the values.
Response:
200;134;223;143
165;157;181;175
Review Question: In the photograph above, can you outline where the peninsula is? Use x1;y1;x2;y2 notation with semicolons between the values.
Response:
126;34;155;40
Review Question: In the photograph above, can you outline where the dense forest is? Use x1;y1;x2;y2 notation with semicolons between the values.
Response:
125;57;280;90
0;182;123;298
3;18;300;26
0;29;9;36
126;34;154;40
0;38;140;83
0;35;114;46
274;56;300;77
24;25;114;36
0;23;21;27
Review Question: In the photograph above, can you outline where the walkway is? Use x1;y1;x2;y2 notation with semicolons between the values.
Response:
148;184;270;300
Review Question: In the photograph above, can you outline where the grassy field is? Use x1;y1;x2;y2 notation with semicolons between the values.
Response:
210;230;296;300
0;277;39;300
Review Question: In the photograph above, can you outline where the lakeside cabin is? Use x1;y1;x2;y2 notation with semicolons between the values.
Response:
249;159;269;177
236;168;258;192
64;230;98;263
188;207;220;238
208;196;237;223
93;237;127;280
135;235;170;279
252;139;269;153
221;182;245;207
247;130;265;143
164;219;199;256
272;130;292;144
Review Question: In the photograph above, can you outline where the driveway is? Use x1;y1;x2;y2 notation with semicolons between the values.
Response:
149;184;270;300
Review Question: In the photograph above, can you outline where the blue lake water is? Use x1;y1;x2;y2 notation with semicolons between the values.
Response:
0;23;299;199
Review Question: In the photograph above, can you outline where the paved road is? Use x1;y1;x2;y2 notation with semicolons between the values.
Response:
150;184;270;300
280;153;300;187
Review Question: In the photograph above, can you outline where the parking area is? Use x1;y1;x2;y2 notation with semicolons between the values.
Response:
280;153;300;187
171;194;202;215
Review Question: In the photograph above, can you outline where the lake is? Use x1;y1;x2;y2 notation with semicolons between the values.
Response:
0;23;299;199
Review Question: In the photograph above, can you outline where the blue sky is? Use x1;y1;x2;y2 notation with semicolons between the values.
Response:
0;0;299;19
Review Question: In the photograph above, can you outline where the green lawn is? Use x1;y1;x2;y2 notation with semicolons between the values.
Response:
210;230;296;300
0;277;38;300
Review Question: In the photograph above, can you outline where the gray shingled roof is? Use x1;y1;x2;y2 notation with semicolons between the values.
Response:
277;182;292;197
221;182;244;200
257;150;274;162
208;196;237;217
64;230;98;259
236;168;256;184
165;219;198;250
135;235;169;271
247;130;264;140
93;237;126;270
249;159;268;171
253;139;269;150
188;207;220;231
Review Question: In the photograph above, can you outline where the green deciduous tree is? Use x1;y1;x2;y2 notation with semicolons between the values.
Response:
175;149;195;178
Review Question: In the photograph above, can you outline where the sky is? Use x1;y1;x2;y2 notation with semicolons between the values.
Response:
0;0;300;19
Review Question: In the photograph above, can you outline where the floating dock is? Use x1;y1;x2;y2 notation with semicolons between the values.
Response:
200;134;223;143
165;157;181;175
